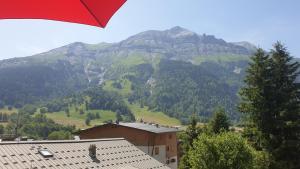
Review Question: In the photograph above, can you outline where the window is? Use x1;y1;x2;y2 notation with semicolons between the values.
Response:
155;147;159;155
166;146;170;151
170;158;176;163
39;150;54;158
169;134;172;139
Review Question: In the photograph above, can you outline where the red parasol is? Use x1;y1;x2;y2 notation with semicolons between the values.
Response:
0;0;127;27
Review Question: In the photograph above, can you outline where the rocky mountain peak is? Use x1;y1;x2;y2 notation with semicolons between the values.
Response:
165;26;197;38
168;26;187;32
2;27;256;68
231;41;257;51
117;27;255;57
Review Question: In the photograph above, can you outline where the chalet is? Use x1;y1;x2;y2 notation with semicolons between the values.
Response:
76;122;180;169
0;138;170;169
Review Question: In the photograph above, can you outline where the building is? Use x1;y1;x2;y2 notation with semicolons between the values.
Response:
0;138;170;169
76;122;180;169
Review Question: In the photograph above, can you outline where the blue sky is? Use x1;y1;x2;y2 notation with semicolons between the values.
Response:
0;0;299;60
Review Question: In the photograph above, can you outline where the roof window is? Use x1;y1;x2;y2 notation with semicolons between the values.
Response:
39;150;54;158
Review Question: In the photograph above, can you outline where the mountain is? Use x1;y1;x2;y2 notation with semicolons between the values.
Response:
231;41;257;52
117;26;253;58
0;26;256;123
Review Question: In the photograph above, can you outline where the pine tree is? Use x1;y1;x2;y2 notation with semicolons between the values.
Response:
85;117;91;126
239;43;300;169
179;114;201;169
209;107;230;133
239;48;273;149
267;42;300;169
116;110;123;122
85;101;89;110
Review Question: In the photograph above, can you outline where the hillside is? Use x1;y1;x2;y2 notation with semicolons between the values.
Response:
0;26;256;125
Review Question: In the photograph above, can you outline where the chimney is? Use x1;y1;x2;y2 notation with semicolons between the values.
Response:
74;136;80;141
88;144;97;159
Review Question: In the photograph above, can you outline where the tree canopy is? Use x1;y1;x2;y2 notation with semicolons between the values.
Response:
188;132;269;169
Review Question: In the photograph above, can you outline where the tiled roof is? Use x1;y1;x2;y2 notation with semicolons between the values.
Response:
79;123;179;134
0;138;170;169
118;123;179;134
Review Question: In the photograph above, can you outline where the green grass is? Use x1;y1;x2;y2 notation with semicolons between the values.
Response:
45;103;181;129
116;55;146;67
103;77;181;126
103;79;132;97
193;55;250;64
0;106;18;115
129;104;181;126
85;43;112;50
31;72;181;129
45;105;116;129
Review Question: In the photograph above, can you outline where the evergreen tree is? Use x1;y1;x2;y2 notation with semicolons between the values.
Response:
40;107;48;114
209;107;230;133
185;115;201;147
85;117;91;126
79;109;84;115
65;107;70;117
179;114;201;169
239;48;272;149
95;112;100;119
267;42;300;169
239;43;300;169
116;110;123;122
85;101;89;110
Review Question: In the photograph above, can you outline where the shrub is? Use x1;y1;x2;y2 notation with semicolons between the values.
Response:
187;132;269;169
48;131;72;140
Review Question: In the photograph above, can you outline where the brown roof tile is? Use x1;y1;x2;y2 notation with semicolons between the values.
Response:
0;138;170;169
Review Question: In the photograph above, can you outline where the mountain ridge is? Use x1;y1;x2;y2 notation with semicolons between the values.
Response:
0;26;256;63
0;26;256;123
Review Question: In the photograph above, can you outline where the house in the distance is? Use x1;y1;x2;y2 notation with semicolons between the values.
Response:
76;122;180;169
0;138;170;169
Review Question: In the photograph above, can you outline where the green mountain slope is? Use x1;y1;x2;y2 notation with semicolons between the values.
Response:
0;26;256;125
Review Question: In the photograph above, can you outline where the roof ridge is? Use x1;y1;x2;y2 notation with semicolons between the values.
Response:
0;138;125;145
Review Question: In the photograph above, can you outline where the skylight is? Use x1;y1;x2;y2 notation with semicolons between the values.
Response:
39;150;54;158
